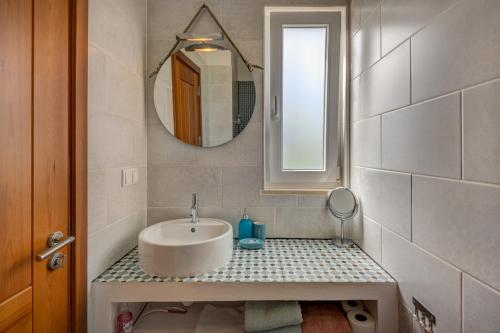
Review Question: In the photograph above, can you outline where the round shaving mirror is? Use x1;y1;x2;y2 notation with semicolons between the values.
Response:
328;187;359;248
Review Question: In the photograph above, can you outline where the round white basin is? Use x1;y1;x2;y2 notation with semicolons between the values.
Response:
138;218;233;278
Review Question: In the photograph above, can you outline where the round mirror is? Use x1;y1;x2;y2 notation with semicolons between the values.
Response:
153;40;256;147
328;187;359;248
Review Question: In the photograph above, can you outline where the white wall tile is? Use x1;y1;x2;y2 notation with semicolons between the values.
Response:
88;210;145;281
298;194;328;207
360;40;410;118
360;0;381;23
147;206;276;238
276;207;340;239
197;122;262;167
381;92;461;178
88;112;136;171
88;45;106;116
463;79;500;185
351;4;380;77
352;116;381;168
351;76;362;121
412;175;500;291
411;0;500;102
222;166;298;207
352;215;382;264
380;0;458;56
88;170;108;235
89;0;146;75
148;166;222;207
351;167;411;239
382;227;461;333
147;123;198;166
351;0;361;36
463;274;500;333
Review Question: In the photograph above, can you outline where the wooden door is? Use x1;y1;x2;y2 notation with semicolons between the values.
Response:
0;0;88;332
172;51;202;146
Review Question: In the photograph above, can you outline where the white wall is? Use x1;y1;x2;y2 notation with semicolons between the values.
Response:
350;0;500;331
87;0;147;328
147;0;347;238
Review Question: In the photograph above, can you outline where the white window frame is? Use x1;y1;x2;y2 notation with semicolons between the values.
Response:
263;7;347;192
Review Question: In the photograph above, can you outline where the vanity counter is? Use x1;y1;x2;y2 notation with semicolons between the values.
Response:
95;239;393;284
92;239;398;333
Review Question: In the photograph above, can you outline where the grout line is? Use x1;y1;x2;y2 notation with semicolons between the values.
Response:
410;174;413;242
409;38;412;104
460;90;464;180
461;272;464;333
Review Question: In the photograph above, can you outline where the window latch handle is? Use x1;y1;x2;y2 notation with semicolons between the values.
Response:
272;96;279;121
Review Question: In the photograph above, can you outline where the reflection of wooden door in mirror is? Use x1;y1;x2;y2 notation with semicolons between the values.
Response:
171;51;202;146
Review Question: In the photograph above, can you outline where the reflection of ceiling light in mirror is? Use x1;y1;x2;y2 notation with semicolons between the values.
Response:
184;43;225;52
176;33;223;42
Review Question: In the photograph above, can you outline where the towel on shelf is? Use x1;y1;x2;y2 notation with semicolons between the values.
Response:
301;302;352;333
244;301;303;332
254;324;302;333
195;304;244;333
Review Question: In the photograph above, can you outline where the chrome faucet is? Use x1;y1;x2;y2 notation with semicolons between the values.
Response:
191;193;199;224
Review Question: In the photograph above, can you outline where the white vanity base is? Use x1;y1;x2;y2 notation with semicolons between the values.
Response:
92;240;398;332
93;281;398;332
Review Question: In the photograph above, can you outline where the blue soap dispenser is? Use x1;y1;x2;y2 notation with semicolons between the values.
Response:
238;208;253;240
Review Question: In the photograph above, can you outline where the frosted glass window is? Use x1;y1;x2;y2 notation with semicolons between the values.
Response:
282;26;328;171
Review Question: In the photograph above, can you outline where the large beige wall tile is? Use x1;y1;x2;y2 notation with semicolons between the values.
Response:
380;0;458;56
360;40;410;117
147;206;276;238
412;175;500;290
197;122;262;166
382;227;461;333
147;0;223;41
352;215;381;264
148;166;222;207
88;45;106;116
463;274;500;333
351;4;380;77
147;124;197;166
411;0;500;102
463;79;500;185
88;170;108;235
222;166;297;207
350;76;362;121
105;58;145;122
381;92;461;178
351;167;411;239
89;0;146;75
88;210;146;280
360;0;381;23
106;167;146;224
351;0;361;36
276;207;340;239
88;112;136;171
352;116;381;168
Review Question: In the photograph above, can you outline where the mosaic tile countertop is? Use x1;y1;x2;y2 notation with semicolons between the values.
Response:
94;239;395;284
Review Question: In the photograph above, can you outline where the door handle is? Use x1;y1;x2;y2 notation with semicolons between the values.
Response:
36;231;75;262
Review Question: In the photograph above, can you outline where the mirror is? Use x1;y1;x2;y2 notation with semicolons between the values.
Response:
328;187;358;248
153;40;256;147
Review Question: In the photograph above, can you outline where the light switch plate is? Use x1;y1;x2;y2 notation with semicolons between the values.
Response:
132;168;139;184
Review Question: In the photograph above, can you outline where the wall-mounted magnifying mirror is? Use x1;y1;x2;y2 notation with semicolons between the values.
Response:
153;34;256;147
328;187;359;248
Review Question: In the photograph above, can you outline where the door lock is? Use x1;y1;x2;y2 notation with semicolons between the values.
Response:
48;252;67;270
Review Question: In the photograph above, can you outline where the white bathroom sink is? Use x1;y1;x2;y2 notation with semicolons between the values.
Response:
138;218;233;277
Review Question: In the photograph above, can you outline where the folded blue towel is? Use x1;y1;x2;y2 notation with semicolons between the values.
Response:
244;301;303;332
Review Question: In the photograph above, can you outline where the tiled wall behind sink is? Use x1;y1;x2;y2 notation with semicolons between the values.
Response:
146;0;346;239
87;0;148;325
350;0;500;331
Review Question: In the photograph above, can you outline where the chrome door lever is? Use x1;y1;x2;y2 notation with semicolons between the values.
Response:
36;231;75;262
